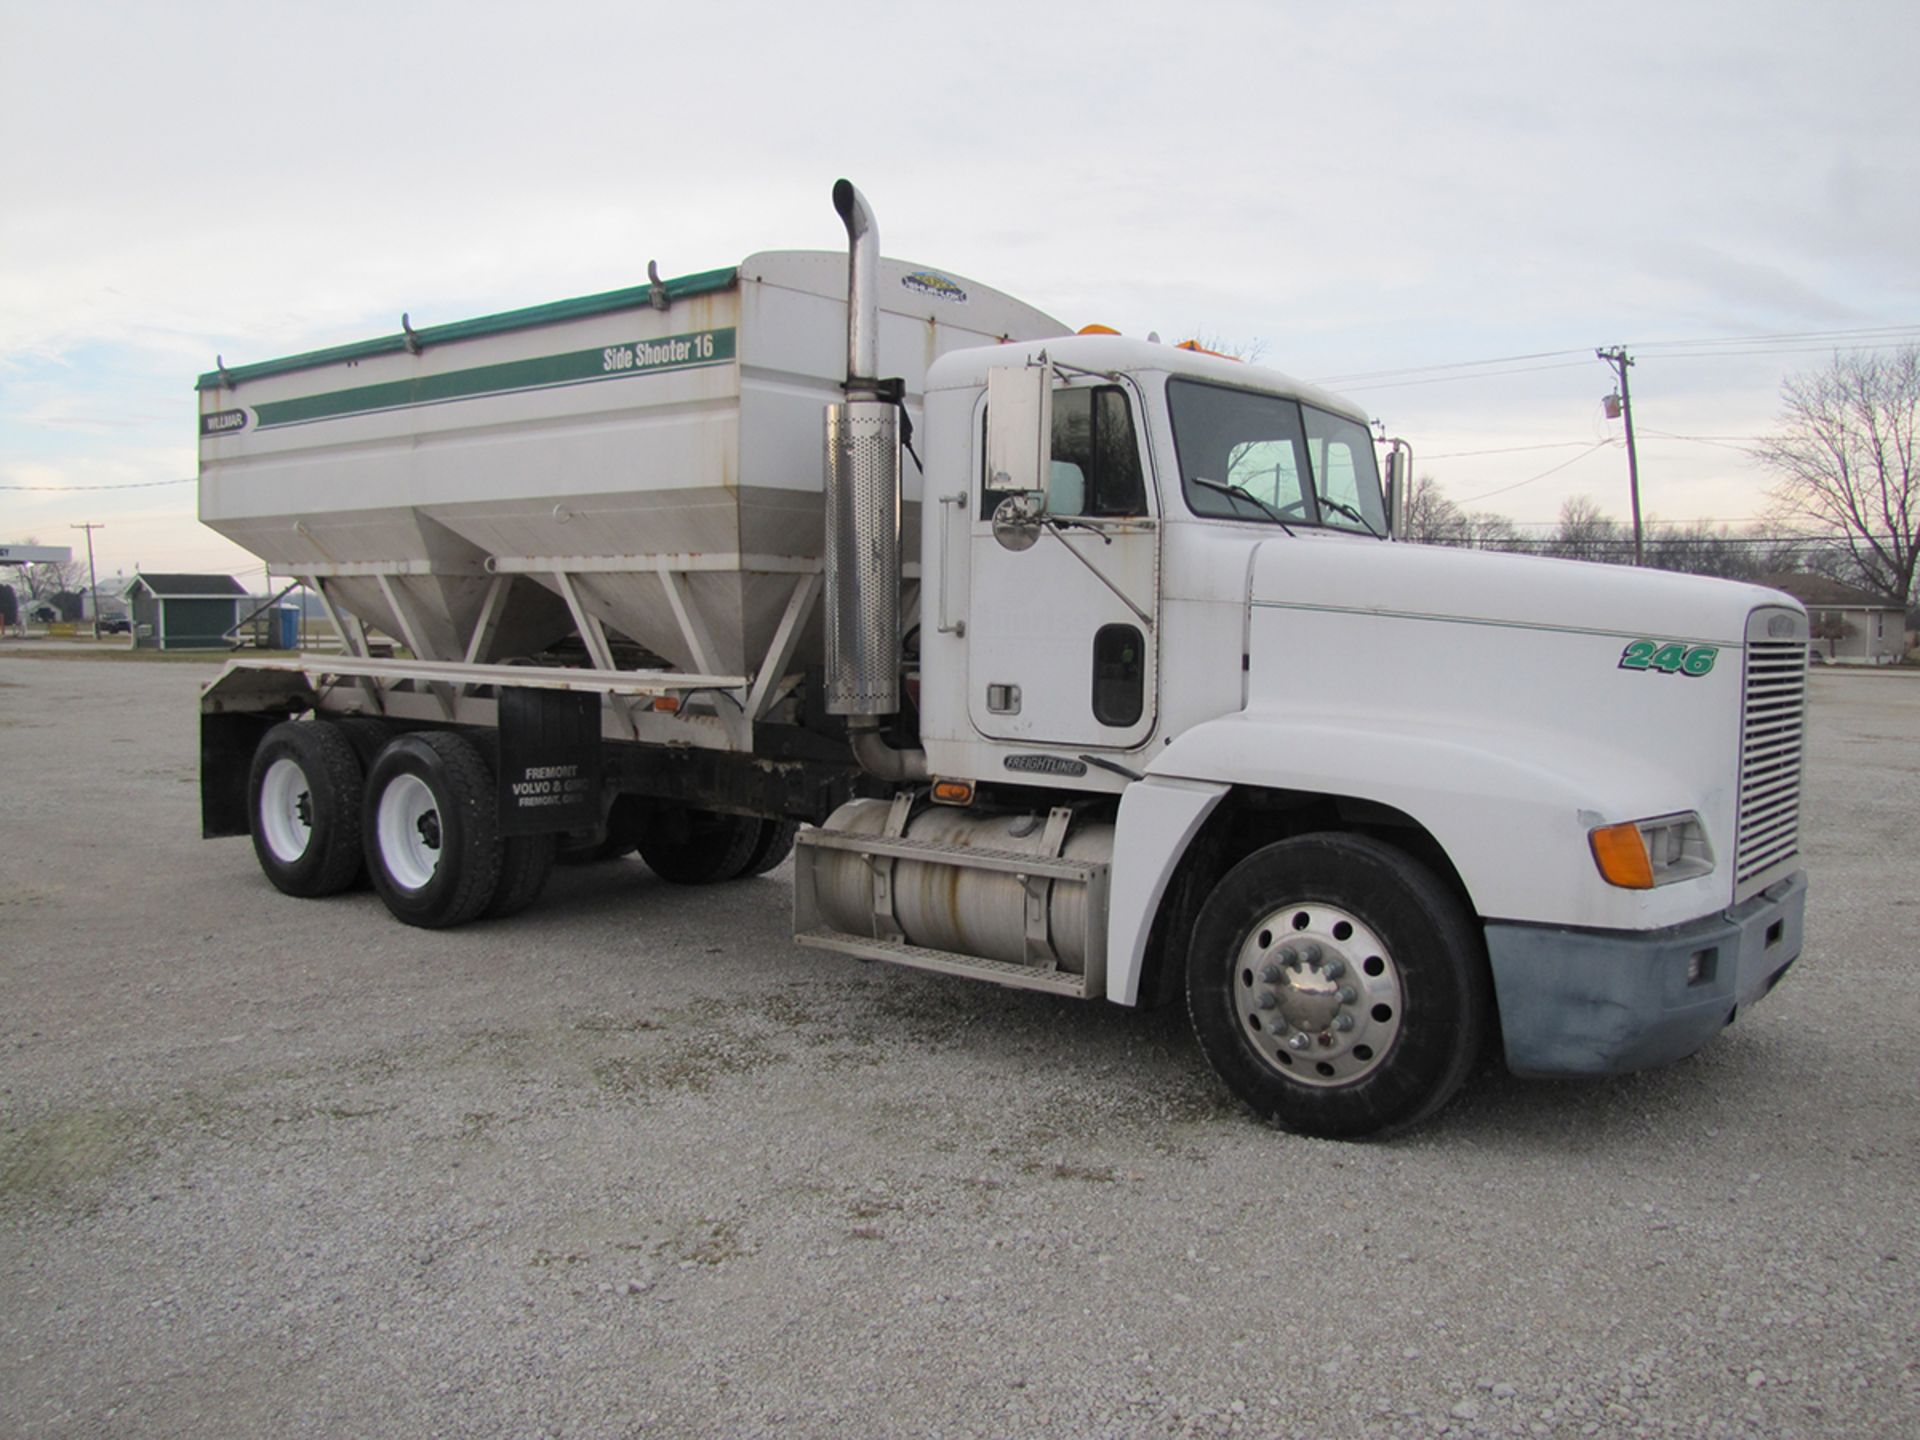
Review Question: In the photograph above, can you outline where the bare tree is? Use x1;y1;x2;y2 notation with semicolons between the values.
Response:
1394;486;1838;581
1750;530;1819;577
1641;518;1775;581
1462;510;1519;550
14;536;84;601
1182;332;1270;366
1398;476;1522;550
1401;475;1469;544
1544;495;1623;564
1755;347;1919;606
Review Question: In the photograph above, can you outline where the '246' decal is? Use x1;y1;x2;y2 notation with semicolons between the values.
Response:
1619;640;1718;676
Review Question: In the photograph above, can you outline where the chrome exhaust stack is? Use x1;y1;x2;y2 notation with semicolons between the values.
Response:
834;179;882;402
823;179;902;721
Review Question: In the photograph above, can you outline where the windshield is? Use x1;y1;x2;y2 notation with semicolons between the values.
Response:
1166;378;1387;534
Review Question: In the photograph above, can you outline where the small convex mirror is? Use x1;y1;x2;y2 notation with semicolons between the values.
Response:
991;492;1044;552
986;364;1054;502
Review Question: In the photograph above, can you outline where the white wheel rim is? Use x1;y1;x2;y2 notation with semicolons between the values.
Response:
376;773;442;891
259;757;314;863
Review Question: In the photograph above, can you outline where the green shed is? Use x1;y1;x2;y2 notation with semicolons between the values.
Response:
124;572;249;650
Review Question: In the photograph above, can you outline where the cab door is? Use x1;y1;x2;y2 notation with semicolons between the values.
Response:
966;379;1159;751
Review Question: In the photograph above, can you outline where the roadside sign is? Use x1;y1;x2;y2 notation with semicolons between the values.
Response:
0;544;75;564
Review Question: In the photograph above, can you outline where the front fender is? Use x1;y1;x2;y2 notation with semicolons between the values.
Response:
1107;776;1229;1005
1145;710;1729;933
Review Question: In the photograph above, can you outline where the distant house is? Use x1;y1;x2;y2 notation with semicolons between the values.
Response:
123;572;249;651
1759;572;1907;665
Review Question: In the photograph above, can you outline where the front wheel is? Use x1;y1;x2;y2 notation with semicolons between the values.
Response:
1186;833;1489;1140
363;732;501;928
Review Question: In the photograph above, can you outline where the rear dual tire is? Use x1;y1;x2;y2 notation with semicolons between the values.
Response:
742;819;799;876
248;720;366;898
363;732;504;929
358;731;558;928
251;726;782;921
567;801;796;880
635;805;766;885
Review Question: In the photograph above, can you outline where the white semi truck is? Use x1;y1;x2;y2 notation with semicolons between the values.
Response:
196;181;1807;1137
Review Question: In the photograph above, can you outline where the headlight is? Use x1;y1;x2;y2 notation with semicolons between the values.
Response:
1589;813;1715;889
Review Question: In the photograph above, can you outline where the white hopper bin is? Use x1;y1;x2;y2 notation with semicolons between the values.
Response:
197;253;1068;679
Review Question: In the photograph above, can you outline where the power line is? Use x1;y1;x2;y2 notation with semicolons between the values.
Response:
0;477;193;492
1635;340;1920;362
1638;429;1759;451
1478;537;1904;551
1631;323;1920;351
1311;347;1592;385
1455;440;1617;504
1424;441;1599;459
1310;324;1920;395
1335;360;1594;394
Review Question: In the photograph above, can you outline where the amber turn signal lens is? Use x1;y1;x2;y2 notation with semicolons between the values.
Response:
931;779;975;806
1590;822;1655;889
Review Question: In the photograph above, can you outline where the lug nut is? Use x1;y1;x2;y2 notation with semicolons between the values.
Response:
1322;958;1346;980
1278;946;1299;968
1336;986;1357;1005
1301;943;1322;966
1260;963;1283;984
1255;991;1278;1011
1332;1013;1356;1033
1287;1033;1312;1052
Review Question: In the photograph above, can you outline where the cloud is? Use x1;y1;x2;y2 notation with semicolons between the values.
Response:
4;0;1918;567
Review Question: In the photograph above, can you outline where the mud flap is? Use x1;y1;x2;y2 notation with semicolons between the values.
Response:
496;686;602;836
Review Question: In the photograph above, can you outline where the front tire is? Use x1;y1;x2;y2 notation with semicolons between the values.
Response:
1186;833;1489;1140
363;732;501;928
248;720;365;898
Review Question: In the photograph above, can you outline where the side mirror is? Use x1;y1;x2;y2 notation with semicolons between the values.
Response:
986;365;1054;504
1382;442;1411;538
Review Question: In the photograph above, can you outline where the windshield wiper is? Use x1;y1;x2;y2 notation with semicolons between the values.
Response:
1315;492;1382;538
1190;476;1295;531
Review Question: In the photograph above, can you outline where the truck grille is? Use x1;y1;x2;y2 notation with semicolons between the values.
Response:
1737;628;1807;891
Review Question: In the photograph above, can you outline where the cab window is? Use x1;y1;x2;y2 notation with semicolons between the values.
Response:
1167;377;1386;533
982;384;1146;519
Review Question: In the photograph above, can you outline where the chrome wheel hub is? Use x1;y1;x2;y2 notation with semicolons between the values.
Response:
1234;902;1403;1087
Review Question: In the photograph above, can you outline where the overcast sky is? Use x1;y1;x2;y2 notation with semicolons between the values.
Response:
4;0;1917;584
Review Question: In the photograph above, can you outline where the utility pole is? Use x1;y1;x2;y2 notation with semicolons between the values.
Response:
71;522;105;639
1596;347;1644;566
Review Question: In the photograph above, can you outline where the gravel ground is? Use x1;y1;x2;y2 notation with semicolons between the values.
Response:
1;652;1915;1439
